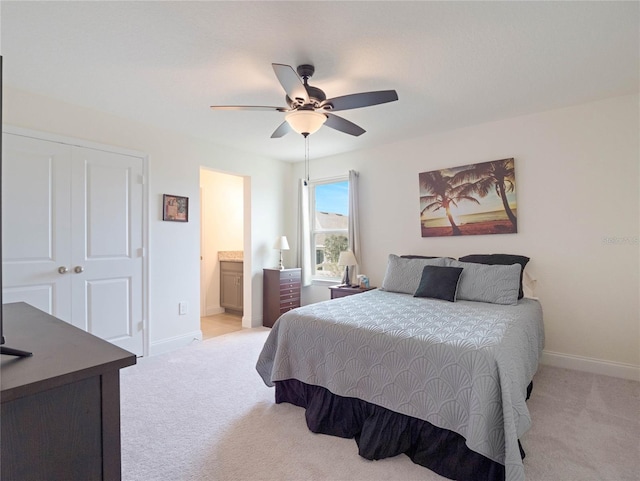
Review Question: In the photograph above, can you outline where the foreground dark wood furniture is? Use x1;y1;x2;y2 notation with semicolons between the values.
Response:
263;268;301;327
329;285;376;299
1;302;136;481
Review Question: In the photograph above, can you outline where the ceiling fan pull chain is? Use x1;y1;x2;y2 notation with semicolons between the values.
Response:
305;135;310;183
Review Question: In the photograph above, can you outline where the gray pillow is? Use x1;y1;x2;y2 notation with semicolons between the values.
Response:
381;254;446;294
458;254;529;299
445;259;521;305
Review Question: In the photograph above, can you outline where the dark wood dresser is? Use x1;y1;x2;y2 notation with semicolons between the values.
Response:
1;302;136;481
263;268;301;327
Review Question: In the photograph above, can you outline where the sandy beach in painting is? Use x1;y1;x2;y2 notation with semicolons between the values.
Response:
421;219;516;237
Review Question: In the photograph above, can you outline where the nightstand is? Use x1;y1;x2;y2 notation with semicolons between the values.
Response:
329;285;376;299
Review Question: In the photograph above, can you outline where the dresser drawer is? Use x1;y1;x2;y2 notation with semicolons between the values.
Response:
280;295;300;306
280;280;300;289
279;276;301;286
280;276;300;284
280;284;299;295
280;270;300;283
279;302;299;315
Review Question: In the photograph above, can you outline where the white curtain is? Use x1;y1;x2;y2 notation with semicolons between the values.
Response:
297;178;312;287
343;170;361;284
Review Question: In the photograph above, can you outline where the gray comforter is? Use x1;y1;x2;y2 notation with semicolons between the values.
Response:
256;289;544;481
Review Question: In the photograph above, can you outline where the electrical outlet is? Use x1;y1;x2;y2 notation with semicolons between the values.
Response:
179;301;188;315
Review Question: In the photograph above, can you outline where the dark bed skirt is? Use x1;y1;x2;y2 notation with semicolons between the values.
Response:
275;379;530;481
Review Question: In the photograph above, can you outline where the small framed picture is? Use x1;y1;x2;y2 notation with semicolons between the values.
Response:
163;194;189;222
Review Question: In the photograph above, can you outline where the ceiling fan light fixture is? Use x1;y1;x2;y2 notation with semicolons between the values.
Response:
285;110;327;136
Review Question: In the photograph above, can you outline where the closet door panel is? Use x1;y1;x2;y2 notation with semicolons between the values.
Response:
2;284;55;315
85;160;130;257
70;147;144;355
1;134;72;321
86;277;131;340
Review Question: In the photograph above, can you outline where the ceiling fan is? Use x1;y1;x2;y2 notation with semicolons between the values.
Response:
210;63;398;138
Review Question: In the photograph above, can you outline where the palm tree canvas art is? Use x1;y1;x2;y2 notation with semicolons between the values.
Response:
419;158;517;237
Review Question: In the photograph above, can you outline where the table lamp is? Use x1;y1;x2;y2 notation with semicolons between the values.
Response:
274;236;290;270
337;250;358;286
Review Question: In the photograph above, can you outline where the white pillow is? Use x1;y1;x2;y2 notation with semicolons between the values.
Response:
381;254;447;295
445;259;521;305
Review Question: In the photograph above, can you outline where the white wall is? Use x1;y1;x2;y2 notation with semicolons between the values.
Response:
200;169;244;316
292;94;639;379
3;86;292;354
4;85;637;377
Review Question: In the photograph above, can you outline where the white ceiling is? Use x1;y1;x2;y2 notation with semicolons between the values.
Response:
1;1;638;162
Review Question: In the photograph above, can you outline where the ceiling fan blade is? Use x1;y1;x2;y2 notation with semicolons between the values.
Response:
322;90;398;112
272;63;309;104
324;113;366;136
270;121;292;138
210;105;288;112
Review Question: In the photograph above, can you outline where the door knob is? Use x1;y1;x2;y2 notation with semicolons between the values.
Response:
58;266;69;274
74;266;84;273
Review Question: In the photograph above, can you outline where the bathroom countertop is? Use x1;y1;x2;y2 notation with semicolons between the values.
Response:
218;251;243;262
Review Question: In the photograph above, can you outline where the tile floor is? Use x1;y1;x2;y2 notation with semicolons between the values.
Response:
201;311;243;339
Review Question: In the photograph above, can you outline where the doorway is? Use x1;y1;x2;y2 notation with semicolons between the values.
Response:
199;168;245;339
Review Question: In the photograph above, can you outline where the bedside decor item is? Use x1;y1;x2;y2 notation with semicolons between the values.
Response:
337;250;357;286
419;158;517;237
273;236;290;270
162;194;188;222
356;274;370;289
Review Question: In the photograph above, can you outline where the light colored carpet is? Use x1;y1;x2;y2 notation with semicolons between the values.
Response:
120;328;640;481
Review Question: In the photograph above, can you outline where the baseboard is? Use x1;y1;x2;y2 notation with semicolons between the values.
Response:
541;350;640;381
148;330;203;356
205;306;225;316
244;316;264;328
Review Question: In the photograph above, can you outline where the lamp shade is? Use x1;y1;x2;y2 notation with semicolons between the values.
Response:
285;110;327;136
273;236;290;250
337;250;357;267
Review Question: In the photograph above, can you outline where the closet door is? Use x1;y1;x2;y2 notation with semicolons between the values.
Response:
2;132;146;356
2;134;73;320
70;147;144;355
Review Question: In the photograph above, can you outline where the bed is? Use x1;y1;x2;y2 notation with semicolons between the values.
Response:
256;254;544;481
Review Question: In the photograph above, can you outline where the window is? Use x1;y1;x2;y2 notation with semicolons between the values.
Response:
310;178;349;279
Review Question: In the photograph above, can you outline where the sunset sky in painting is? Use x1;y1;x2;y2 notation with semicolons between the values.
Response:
419;161;517;222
